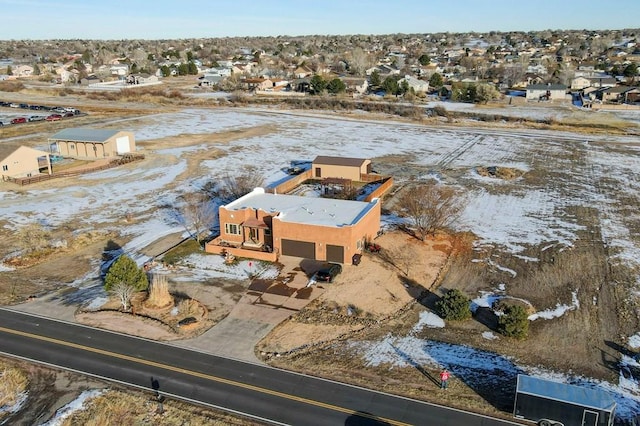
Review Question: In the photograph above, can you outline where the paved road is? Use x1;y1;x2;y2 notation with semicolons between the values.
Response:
0;308;521;425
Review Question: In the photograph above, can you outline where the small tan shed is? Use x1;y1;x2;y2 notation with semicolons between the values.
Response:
312;156;372;181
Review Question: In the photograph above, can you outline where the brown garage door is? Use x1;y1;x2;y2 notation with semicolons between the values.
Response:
281;239;316;259
326;244;344;263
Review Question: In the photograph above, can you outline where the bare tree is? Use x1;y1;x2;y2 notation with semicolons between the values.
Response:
177;192;217;244
109;281;136;311
348;47;372;76
215;167;264;203
396;184;465;241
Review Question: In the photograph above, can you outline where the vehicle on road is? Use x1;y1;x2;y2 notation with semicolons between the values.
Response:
63;112;74;118
315;263;342;283
10;117;27;124
45;114;62;121
28;115;45;122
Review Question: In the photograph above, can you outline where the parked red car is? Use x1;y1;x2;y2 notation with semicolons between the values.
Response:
45;114;62;121
10;117;27;124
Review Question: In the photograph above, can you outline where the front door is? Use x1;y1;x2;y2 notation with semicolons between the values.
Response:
249;228;259;243
582;410;598;426
315;167;321;178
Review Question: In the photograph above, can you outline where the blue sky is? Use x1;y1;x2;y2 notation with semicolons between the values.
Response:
2;0;639;40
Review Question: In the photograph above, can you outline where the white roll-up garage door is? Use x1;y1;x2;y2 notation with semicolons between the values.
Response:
115;136;131;154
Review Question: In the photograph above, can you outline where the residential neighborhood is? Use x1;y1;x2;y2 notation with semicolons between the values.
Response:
0;29;638;105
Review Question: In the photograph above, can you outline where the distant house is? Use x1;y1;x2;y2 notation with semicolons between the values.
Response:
201;67;231;78
398;75;429;93
293;65;313;79
49;128;136;160
80;74;101;86
340;77;369;95
0;146;52;180
599;86;640;103
525;83;567;101
206;188;381;264
232;63;252;75
12;65;34;77
366;64;400;77
126;73;159;85
110;64;129;77
199;74;224;86
242;77;273;91
312;156;372;181
587;76;617;88
570;76;591;91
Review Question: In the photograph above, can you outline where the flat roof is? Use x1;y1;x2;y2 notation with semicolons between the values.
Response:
224;188;377;228
516;375;616;412
313;155;368;167
49;128;123;143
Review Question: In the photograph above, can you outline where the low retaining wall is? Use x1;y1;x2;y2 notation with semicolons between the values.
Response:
266;169;313;194
591;103;640;111
205;237;278;262
364;176;393;202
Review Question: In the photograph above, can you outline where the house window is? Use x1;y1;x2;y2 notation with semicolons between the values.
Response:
225;223;240;235
2;165;7;171
70;144;75;150
356;239;363;250
264;228;272;236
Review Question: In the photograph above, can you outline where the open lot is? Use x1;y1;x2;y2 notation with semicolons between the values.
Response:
1;94;640;423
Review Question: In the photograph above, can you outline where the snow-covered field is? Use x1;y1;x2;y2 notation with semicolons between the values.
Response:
1;106;640;422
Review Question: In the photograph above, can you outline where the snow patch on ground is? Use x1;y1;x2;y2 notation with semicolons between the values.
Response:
412;311;445;333
0;391;28;417
40;389;104;426
528;291;580;321
173;254;280;282
482;331;499;340
84;296;109;311
629;333;640;349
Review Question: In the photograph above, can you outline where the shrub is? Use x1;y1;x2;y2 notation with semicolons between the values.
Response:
497;305;529;339
436;289;471;321
104;255;149;291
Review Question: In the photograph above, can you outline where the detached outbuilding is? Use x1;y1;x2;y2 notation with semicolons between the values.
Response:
49;128;136;160
513;375;616;426
312;156;372;181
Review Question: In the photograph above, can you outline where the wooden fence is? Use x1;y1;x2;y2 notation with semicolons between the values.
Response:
3;154;145;186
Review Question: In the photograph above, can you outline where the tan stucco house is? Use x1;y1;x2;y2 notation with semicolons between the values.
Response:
0;146;52;180
525;84;568;101
206;188;381;264
49;128;136;159
312;156;372;181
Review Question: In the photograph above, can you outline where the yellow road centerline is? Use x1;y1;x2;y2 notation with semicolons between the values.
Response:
0;326;411;426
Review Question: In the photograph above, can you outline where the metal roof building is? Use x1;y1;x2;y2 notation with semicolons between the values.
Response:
48;128;135;159
514;375;615;426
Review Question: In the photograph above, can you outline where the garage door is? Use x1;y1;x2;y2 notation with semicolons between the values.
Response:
281;239;316;259
115;136;131;154
326;245;344;263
